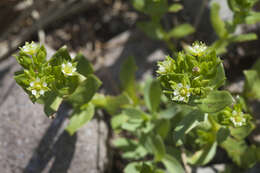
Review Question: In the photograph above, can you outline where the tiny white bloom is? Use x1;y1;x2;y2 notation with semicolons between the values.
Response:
232;110;237;115
67;62;72;67
230;110;246;127
39;90;45;95
172;83;191;103
187;42;207;57
30;82;34;87
32;90;37;96
158;66;166;73
157;56;174;74
21;41;39;55
61;62;76;76
28;77;48;98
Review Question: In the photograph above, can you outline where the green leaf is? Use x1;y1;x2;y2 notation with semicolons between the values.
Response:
124;162;142;173
246;12;260;24
111;114;129;129
221;137;258;168
113;137;137;150
155;119;170;139
159;104;180;119
144;134;166;161
132;0;145;11
124;108;150;121
43;92;63;118
196;91;233;113
187;142;217;165
120;57;138;104
252;58;260;73
105;94;131;114
144;79;162;112
210;39;229;55
49;46;71;66
68;75;101;107
137;21;165;40
210;3;228;38
140;163;153;173
66;103;95;135
74;53;94;77
113;138;148;159
173;110;205;146
123;146;148;160
137;0;168;17
229;33;258;42
15;53;32;69
227;0;240;12
168;3;183;13
167;24;195;39
162;154;185;173
209;63;226;89
36;45;47;63
91;93;131;114
230;122;255;140
119;108;149;132
14;71;29;89
244;70;260;100
216;127;230;144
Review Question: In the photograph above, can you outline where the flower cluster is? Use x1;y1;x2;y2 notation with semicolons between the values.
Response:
230;110;246;127
218;103;251;128
27;77;49;98
186;42;207;57
157;56;175;74
157;42;224;103
15;42;79;101
20;41;39;56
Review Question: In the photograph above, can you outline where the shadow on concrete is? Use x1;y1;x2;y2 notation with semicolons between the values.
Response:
23;103;77;173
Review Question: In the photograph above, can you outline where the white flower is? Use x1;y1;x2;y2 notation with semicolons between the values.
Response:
187;42;207;57
157;56;174;74
172;83;191;103
32;90;37;96
20;41;39;55
230;110;246;127
28;77;48;98
61;62;76;76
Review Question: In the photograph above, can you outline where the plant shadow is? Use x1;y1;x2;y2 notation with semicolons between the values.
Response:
23;103;77;173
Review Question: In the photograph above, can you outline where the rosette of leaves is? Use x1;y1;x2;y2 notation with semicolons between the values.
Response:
14;42;101;122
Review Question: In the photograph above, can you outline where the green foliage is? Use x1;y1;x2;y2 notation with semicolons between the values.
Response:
244;59;260;100
211;3;228;39
168;3;183;13
14;38;259;172
162;154;185;173
144;78;162;112
67;75;101;108
195;91;233;113
132;0;194;52
66;103;95;135
14;42;101;134
120;56;138;104
210;1;259;54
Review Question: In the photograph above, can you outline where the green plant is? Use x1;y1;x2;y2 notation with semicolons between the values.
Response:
14;41;260;172
131;0;259;56
132;0;195;52
210;0;259;54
